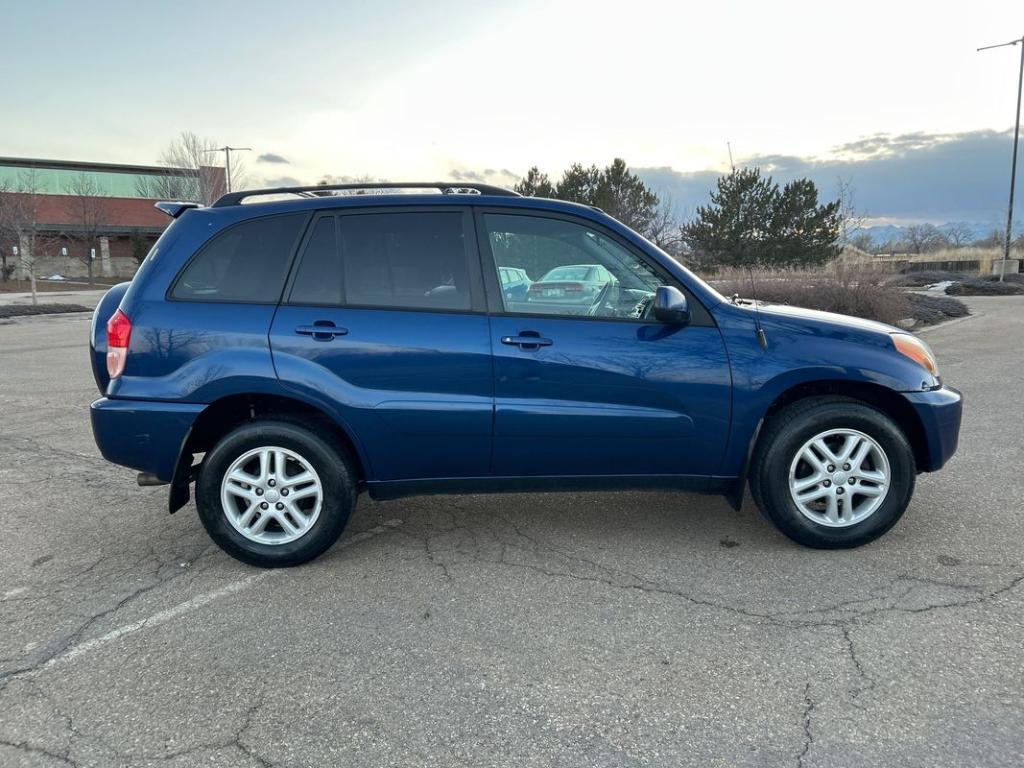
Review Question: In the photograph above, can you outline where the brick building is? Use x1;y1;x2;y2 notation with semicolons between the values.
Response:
0;156;225;281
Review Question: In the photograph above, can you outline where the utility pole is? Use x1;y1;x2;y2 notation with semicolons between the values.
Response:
978;35;1024;282
203;146;251;194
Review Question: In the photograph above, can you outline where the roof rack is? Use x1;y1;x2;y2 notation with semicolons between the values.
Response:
212;182;520;207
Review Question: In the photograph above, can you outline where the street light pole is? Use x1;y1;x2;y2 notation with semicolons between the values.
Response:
203;146;251;195
978;35;1024;282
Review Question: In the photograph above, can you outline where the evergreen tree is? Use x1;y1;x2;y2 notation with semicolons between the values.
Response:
516;159;662;240
682;168;841;268
513;167;556;198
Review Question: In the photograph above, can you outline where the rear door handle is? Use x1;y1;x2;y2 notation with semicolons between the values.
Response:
295;322;348;341
501;334;552;350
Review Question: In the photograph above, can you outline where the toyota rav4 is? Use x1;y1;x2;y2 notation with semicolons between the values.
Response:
89;182;962;567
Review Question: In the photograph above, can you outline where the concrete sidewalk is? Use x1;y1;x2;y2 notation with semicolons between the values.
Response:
0;288;107;308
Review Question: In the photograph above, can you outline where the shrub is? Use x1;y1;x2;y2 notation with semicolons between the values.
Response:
946;279;1024;296
0;303;90;319
710;265;909;326
905;294;970;325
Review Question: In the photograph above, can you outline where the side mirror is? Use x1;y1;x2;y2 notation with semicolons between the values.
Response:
653;285;691;325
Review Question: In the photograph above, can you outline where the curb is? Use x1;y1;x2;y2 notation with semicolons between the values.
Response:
916;311;980;335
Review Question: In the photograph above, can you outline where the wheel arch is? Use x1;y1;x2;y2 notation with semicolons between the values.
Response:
169;392;369;513
726;379;928;511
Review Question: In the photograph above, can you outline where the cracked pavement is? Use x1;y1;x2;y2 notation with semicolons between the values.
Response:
1;298;1022;767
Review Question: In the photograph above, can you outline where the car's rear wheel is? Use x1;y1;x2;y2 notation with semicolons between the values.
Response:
196;420;356;567
750;397;915;548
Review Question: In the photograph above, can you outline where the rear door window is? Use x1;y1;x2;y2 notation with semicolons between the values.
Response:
288;217;341;306
289;211;472;311
171;214;306;303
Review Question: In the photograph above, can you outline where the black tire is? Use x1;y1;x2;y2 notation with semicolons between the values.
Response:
196;420;357;567
750;396;915;549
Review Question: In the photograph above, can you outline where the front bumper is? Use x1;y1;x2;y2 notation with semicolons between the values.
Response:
902;386;963;472
90;398;204;482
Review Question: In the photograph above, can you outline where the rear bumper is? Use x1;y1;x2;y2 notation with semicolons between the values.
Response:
902;386;963;472
90;398;204;481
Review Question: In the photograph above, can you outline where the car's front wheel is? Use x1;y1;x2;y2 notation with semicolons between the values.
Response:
196;420;356;567
750;397;916;548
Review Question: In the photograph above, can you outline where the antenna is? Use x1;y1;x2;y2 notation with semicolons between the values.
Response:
747;266;768;350
727;142;735;172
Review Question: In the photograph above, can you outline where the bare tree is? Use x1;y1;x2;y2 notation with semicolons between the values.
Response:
62;172;106;285
973;228;1005;248
136;132;248;204
317;174;383;187
836;177;866;244
901;223;949;254
942;223;974;248
646;198;686;256
0;170;50;304
848;232;876;254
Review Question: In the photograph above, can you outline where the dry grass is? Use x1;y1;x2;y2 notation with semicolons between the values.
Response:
708;265;911;326
705;264;971;327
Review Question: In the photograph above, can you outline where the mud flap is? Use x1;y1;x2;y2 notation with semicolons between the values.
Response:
168;434;197;514
725;418;765;512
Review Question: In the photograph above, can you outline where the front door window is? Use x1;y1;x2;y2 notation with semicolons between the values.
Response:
483;213;662;321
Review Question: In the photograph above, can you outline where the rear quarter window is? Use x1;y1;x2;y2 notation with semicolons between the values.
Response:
171;213;306;303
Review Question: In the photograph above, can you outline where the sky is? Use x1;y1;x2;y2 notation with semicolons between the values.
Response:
2;0;1023;225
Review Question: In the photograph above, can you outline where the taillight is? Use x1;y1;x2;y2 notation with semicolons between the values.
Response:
564;283;584;293
106;308;131;379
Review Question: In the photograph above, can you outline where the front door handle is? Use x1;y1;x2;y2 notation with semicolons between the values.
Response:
295;322;348;341
501;333;552;350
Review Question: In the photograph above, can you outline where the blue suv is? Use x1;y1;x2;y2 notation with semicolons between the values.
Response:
89;182;962;567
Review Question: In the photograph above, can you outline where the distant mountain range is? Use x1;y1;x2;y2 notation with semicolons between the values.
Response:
633;165;1022;248
854;222;1015;248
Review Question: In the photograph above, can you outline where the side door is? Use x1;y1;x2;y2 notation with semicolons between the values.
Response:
269;207;493;481
477;210;732;480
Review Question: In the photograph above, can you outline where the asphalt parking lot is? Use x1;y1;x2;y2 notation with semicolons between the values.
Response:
1;297;1021;767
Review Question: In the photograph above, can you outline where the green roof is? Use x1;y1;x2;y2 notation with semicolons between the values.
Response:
0;156;198;199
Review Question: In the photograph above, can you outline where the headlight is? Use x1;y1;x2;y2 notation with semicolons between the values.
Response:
891;333;939;377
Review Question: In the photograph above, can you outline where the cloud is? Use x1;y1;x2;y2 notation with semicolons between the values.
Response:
830;131;972;160
637;129;1022;226
449;168;487;182
448;167;521;185
260;175;303;188
257;152;289;164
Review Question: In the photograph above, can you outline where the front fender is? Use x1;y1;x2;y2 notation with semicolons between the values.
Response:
714;303;939;477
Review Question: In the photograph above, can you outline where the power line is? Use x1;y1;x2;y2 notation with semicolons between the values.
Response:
203;146;251;195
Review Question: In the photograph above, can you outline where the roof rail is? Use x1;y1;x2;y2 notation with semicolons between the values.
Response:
211;182;520;208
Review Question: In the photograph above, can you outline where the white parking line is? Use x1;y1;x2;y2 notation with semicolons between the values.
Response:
47;573;270;669
39;520;403;672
